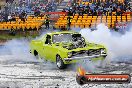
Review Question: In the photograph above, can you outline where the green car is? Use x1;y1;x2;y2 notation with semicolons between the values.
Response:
30;31;107;69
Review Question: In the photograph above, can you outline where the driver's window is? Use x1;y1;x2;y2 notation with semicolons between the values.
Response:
45;35;51;44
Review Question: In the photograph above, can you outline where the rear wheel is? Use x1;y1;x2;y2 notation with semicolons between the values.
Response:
34;50;41;60
56;55;66;69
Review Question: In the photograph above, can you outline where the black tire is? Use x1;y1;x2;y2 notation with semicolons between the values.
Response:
34;50;41;59
56;55;66;69
34;50;38;56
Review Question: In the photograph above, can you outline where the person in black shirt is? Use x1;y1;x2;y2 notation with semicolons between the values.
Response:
62;9;66;12
67;16;72;30
20;11;26;22
45;18;50;29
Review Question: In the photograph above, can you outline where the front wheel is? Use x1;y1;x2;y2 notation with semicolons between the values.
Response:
56;55;66;69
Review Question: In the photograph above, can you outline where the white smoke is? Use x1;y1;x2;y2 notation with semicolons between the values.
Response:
80;23;132;63
0;39;37;63
1;38;59;70
0;25;132;69
0;29;60;68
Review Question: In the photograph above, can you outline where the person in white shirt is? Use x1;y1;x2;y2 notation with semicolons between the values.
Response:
8;15;12;21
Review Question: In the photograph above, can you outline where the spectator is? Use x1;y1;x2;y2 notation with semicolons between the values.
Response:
68;10;72;16
67;16;72;30
68;0;130;16
62;9;66;12
8;15;12;22
93;10;97;15
0;15;3;22
45;16;50;29
20;11;26;22
11;16;16;21
34;10;40;17
3;13;8;22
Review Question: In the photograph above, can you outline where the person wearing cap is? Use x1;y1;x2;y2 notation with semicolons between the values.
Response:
45;16;50;29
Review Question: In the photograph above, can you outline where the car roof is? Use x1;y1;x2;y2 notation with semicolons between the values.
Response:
47;31;79;36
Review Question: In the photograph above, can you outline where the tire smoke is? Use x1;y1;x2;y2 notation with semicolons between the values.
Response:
80;23;132;63
0;39;37;63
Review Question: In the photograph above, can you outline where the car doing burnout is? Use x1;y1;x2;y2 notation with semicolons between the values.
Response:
30;31;107;69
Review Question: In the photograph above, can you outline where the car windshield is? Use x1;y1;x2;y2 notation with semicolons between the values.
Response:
52;33;83;43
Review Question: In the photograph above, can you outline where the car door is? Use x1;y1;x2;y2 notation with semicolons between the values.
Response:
43;35;53;61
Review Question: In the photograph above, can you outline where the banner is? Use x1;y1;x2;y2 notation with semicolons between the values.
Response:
43;12;67;15
115;22;127;30
43;12;68;20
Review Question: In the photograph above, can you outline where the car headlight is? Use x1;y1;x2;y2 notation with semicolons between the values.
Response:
101;49;106;54
68;52;72;58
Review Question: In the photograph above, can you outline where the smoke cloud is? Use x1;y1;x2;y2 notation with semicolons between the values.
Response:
80;23;132;63
0;39;37;63
0;25;132;71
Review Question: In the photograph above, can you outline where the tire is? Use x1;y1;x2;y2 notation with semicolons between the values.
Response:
56;55;66;69
34;50;41;60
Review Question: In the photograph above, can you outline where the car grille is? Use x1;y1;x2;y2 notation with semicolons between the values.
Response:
72;49;100;57
72;50;87;57
88;49;100;56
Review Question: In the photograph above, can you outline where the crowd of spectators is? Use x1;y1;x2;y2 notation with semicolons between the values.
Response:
0;11;27;22
65;0;131;16
0;0;58;22
31;2;57;13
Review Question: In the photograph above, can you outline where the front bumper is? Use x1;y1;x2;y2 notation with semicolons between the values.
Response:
64;54;107;61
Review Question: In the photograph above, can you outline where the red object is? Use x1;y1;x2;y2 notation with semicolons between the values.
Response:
43;12;68;15
85;74;129;79
122;12;132;15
